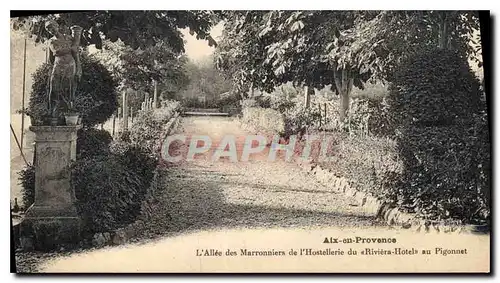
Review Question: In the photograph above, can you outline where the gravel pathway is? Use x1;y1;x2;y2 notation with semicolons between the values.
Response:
159;116;382;231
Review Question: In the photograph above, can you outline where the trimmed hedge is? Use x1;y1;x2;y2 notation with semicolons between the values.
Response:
390;48;482;125
17;164;35;210
71;154;145;234
129;100;180;155
388;48;490;224
76;128;113;158
26;53;118;127
241;95;321;139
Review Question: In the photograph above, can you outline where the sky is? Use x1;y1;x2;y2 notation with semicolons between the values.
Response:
180;22;224;63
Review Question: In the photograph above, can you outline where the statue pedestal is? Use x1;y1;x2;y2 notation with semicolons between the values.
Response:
20;125;82;251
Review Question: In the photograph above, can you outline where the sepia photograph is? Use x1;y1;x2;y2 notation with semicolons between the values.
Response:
9;9;491;274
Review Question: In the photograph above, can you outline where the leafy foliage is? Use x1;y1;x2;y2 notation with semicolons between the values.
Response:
17;165;35;210
383;11;481;75
324;96;395;137
325;98;370;135
390;48;482;125
11;11;218;52
76;128;113;159
181;94;240;110
218;92;241;109
71;102;176;234
241;95;322;140
94;40;191;98
71;154;145;234
111;143;158;198
177;58;232;107
216;11;394;95
25;63;52;125
216;11;481;121
239;98;259;109
315;133;403;202
365;97;396;137
281;106;322;139
261;84;299;112
128;100;180;154
388;48;489;224
27;52;119;127
241;106;285;136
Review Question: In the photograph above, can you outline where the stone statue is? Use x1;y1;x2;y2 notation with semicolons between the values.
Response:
45;20;83;118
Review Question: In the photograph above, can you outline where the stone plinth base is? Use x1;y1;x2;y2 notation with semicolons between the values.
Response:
20;215;82;251
19;125;82;251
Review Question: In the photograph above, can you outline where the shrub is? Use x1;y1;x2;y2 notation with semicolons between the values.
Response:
255;84;298;113
351;83;388;100
366;97;396;137
344;98;371;136
395;124;488;222
71;154;144;234
323;98;372;136
130;120;160;150
388;47;490;224
180;95;239;109
26;52;119;127
218;92;241;108
254;96;271;108
282;106;322;139
270;98;295;113
330;96;396;138
17;164;35;209
389;48;482;125
72;140;159;235
25;64;51;125
473;110;491;210
110;141;159;202
76;128;113;159
241;107;285;135
180;97;203;108
129;101;179;154
315;133;403;202
240;98;258;109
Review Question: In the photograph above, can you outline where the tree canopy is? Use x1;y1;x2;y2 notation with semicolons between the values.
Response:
94;39;190;93
215;11;395;119
11;11;219;52
215;10;482;120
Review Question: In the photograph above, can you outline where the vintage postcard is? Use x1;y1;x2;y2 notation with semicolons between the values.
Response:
10;10;491;273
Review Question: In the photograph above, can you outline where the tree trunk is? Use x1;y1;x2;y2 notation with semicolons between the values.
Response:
144;91;150;108
304;86;311;109
153;80;158;108
122;91;128;131
334;69;354;122
340;90;349;122
249;82;254;98
438;12;449;50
